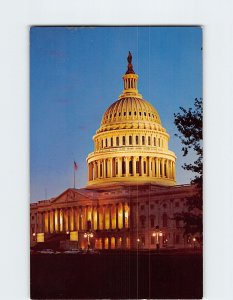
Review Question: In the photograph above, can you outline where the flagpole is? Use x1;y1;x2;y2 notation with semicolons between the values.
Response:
74;165;75;189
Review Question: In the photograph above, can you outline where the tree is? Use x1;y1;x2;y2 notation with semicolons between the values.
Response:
174;98;203;238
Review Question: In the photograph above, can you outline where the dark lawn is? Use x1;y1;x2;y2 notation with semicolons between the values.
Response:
31;251;202;299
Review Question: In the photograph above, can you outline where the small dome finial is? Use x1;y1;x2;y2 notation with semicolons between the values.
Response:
126;51;135;74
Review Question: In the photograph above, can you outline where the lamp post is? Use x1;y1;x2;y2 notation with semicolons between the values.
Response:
84;232;94;249
193;237;197;249
152;225;163;250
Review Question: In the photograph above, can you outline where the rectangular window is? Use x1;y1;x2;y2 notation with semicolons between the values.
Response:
122;136;125;145
148;136;151;145
129;136;132;145
142;136;145;145
136;136;139;144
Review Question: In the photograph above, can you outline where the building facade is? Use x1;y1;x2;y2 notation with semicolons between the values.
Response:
30;53;197;250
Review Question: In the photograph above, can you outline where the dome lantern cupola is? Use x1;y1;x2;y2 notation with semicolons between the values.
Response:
86;53;176;188
120;51;142;99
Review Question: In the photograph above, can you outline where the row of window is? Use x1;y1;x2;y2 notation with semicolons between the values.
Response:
140;202;180;211
106;111;157;120
140;215;180;228
97;135;165;149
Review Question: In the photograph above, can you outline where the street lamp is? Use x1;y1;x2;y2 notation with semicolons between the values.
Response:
152;225;163;250
193;237;197;249
84;232;94;249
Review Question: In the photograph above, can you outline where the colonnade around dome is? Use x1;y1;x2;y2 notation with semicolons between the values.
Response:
87;156;175;184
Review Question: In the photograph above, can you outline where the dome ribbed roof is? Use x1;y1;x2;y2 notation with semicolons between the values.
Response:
101;97;161;126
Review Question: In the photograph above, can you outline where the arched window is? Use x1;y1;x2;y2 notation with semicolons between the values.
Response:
122;136;126;145
105;138;108;147
136;136;139;144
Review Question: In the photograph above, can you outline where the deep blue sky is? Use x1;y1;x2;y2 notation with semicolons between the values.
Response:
30;26;202;203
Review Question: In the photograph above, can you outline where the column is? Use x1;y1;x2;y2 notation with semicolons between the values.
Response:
88;163;90;181
157;158;160;177
109;205;112;229
91;206;94;230
125;157;129;177
149;157;152;177
166;160;169;178
140;156;144;176
79;207;82;230
116;204;119;229
93;162;96;180
161;159;165;178
173;162;176;180
109;158;113;178
112;158;116;177
70;207;74;231
103;159;106;178
133;156;137;176
53;210;56;232
122;203;125;229
103;206;106;229
91;163;93;180
167;160;170;178
84;206;87;230
48;211;50;233
58;209;61;232
152;157;155;177
97;206;100;230
118;157;122;177
97;160;101;178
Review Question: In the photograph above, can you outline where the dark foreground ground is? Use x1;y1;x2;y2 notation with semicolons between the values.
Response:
31;250;202;299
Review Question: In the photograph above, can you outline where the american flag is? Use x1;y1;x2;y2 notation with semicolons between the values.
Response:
74;161;78;171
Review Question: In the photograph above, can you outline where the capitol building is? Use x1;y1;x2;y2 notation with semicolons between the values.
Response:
30;53;197;250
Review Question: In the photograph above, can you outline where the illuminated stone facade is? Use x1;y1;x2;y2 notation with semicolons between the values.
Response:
30;53;197;249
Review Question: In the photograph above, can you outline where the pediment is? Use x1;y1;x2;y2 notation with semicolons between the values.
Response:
51;188;92;205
